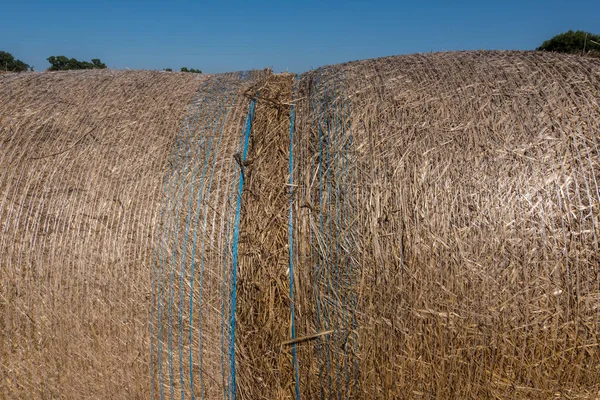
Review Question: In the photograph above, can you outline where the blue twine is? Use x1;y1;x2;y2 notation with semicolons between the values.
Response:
229;96;256;400
221;74;253;400
220;117;246;400
168;81;225;400
288;75;301;400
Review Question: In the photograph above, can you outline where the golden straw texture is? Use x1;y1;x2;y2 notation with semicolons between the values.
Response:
1;50;599;399
0;70;205;399
292;51;600;399
235;73;296;399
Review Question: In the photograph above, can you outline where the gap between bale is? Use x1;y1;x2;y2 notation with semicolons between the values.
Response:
235;72;297;400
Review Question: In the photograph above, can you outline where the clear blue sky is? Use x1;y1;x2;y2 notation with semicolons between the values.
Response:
3;0;599;73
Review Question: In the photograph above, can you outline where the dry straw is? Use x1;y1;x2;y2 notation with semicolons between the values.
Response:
1;50;600;399
235;73;297;399
0;70;206;398
291;50;600;399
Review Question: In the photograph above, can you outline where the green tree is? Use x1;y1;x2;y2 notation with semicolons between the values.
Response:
47;55;107;71
180;67;202;73
91;59;107;68
164;68;173;72
0;51;31;72
537;30;600;54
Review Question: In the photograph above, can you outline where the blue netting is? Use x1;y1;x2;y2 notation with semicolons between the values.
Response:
151;77;218;400
308;68;358;398
150;72;257;400
150;68;359;399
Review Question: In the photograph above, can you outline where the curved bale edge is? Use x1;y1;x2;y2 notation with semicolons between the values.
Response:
0;70;206;399
291;51;600;399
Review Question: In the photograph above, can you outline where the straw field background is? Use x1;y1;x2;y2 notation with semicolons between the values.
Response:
1;51;599;399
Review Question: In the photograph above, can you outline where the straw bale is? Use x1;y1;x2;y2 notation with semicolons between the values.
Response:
291;51;600;399
0;70;206;399
2;50;599;399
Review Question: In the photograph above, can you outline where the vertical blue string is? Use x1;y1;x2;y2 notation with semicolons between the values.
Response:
221;74;253;400
288;75;301;400
221;177;237;400
167;91;213;400
229;96;256;400
221;105;247;399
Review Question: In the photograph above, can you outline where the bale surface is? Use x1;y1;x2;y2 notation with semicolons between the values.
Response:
291;51;600;399
1;51;600;400
235;73;296;399
0;70;206;399
148;70;267;400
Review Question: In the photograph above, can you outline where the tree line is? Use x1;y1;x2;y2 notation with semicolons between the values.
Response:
1;52;203;73
46;56;107;71
0;51;32;72
163;67;202;73
537;30;600;54
2;30;598;73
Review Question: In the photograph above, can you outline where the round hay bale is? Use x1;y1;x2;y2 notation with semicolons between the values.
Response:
2;51;599;399
290;51;600;398
0;70;263;398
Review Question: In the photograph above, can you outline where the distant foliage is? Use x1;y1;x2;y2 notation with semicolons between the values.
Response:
0;51;31;72
537;30;600;54
181;67;202;73
164;68;173;72
47;56;107;71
